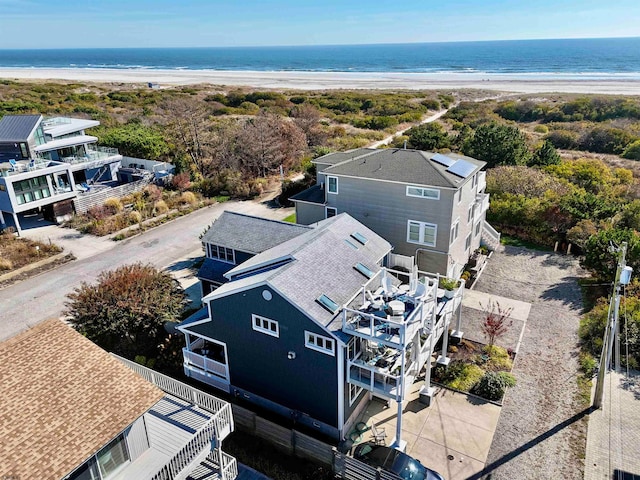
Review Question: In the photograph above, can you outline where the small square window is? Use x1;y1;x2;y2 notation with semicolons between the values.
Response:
327;176;338;194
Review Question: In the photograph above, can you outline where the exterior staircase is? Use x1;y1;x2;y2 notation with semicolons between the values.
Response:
481;222;502;252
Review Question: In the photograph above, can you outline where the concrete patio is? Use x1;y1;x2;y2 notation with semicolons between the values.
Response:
354;379;501;480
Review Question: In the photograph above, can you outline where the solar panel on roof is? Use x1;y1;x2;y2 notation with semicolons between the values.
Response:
446;159;477;178
431;153;456;167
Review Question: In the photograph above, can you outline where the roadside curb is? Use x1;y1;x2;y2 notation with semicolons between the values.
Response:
0;252;69;283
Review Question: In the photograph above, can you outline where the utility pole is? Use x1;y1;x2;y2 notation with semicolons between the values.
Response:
593;242;628;409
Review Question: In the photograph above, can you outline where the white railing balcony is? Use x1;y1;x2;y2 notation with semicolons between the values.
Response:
348;360;404;401
183;348;230;382
477;171;486;193
475;192;490;219
59;146;121;165
112;354;234;442
0;159;59;177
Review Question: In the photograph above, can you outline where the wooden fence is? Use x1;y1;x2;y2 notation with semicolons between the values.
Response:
231;404;403;480
73;178;151;214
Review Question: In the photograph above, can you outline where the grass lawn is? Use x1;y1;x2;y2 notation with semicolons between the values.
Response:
282;213;296;223
500;234;551;251
0;232;62;272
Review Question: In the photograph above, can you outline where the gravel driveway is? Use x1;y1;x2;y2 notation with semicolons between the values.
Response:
469;245;587;480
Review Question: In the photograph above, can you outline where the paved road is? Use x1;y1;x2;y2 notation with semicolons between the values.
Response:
0;199;293;341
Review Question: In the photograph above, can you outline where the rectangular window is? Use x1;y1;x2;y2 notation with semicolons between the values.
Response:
96;433;130;478
349;383;363;406
326;206;337;218
468;204;475;223
450;220;459;244
475;221;481;237
305;331;335;356
465;233;472;251
327;176;338;194
407;220;437;247
13;175;51;205
252;314;279;337
207;244;235;264
19;143;29;159
457;188;462;203
406;186;440;200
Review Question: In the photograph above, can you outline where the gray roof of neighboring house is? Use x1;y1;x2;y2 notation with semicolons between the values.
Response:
201;211;312;254
289;184;325;205
0;115;42;142
313;148;377;166
207;214;392;335
320;148;485;188
197;258;235;284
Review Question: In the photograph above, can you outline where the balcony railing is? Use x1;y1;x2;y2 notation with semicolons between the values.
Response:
0;159;59;177
477;171;487;193
53;146;120;166
475;192;490;219
348;359;403;401
113;354;234;441
183;348;229;380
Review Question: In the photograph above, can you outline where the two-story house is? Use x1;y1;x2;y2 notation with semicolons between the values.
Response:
0;114;122;233
291;148;497;278
0;319;237;480
179;213;464;443
198;211;312;295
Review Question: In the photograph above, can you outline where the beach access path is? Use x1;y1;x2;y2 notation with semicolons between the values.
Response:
2;68;640;95
0;197;293;342
469;246;587;480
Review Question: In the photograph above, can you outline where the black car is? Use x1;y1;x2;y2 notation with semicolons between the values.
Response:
353;443;445;480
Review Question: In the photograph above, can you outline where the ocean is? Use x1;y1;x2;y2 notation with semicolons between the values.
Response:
0;37;639;78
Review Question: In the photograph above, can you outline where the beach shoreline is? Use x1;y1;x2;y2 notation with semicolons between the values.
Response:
1;67;640;95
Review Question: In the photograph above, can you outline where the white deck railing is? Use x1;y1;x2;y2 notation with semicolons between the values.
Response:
183;348;229;380
475;192;490;219
482;222;501;245
112;354;234;441
477;171;487;193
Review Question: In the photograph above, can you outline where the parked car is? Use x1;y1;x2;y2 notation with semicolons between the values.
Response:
353;443;445;480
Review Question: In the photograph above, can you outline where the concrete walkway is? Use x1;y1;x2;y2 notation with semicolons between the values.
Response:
584;370;640;479
355;381;501;480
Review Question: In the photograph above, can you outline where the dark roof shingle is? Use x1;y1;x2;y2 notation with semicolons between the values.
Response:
0;114;42;142
321;148;485;188
201;211;312;254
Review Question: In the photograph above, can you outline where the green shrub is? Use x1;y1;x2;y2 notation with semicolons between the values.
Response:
623;139;640;160
579;351;597;377
471;371;516;401
440;361;484;391
534;124;549;134
154;200;169;214
483;345;513;371
439;277;459;291
104;197;124;213
180;191;197;205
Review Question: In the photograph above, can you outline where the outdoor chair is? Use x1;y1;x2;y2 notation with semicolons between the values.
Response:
370;423;387;445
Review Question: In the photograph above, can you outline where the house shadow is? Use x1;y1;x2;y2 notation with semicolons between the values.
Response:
466;406;595;480
166;257;201;272
540;276;584;311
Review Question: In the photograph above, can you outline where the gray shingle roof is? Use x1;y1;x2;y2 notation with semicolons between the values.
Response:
321;148;485;188
313;148;376;166
211;214;392;334
0;115;42;142
289;183;325;205
201;211;312;254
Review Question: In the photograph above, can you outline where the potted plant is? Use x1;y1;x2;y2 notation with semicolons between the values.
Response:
439;277;459;298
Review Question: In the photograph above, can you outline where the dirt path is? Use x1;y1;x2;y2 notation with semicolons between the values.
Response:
470;246;587;480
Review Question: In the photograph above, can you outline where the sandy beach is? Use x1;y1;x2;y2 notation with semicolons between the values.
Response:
2;68;640;95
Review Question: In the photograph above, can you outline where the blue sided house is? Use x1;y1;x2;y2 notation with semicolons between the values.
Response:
179;213;465;442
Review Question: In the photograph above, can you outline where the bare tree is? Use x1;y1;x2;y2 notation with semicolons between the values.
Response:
480;300;513;346
291;104;327;146
235;111;307;178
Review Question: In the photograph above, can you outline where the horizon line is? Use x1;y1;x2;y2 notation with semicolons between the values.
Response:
0;35;639;51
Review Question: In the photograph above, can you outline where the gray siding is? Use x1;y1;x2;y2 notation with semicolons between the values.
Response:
125;416;150;461
325;176;454;269
189;285;340;428
295;202;325;226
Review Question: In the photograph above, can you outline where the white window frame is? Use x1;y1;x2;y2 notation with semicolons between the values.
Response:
407;220;437;247
326;206;337;218
475;221;481;237
327;176;338;194
450;219;460;244
207;243;235;264
305;331;335;356
349;382;364;406
406;185;440;200
457;188;462;204
467;204;475;224
465;233;472;251
252;314;279;338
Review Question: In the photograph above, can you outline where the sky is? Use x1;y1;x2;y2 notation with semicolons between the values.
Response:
0;0;639;49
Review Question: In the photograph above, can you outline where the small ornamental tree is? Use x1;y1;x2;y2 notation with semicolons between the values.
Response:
64;263;187;359
480;300;513;346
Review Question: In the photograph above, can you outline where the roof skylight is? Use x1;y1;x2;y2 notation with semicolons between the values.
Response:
351;232;368;245
354;262;374;279
316;294;339;313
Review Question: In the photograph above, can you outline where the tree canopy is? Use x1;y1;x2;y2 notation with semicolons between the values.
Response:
463;122;530;167
64;263;187;358
406;122;451;150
